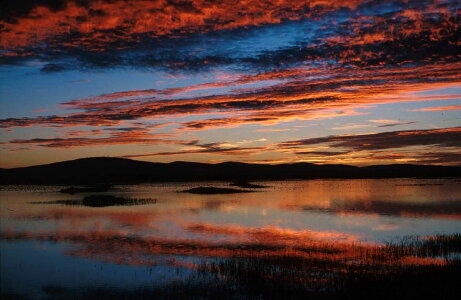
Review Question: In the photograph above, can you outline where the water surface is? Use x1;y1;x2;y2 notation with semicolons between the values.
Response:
1;179;461;298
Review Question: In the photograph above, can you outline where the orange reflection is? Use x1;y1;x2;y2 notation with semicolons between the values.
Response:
0;227;454;269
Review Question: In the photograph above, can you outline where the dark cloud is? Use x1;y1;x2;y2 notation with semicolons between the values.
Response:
121;142;268;158
412;152;461;165
5;127;192;148
377;122;416;128
289;151;351;156
0;0;68;23
0;0;459;72
278;127;461;151
40;63;66;72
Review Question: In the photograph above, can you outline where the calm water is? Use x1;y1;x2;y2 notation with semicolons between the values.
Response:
1;179;461;298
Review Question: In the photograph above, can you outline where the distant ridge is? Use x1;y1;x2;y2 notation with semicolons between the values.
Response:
0;157;460;184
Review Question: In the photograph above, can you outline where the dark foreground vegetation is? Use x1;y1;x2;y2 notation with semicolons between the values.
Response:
2;232;460;299
1;157;460;184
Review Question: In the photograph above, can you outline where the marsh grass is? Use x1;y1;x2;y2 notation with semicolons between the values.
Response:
37;259;461;300
190;234;461;299
3;233;460;299
383;234;461;258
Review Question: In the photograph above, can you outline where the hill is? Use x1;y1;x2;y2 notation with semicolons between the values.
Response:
0;157;459;184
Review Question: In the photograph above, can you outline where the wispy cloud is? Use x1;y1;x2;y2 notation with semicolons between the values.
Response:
4;127;193;148
1;63;459;131
406;105;461;112
331;124;372;131
120;143;268;159
278;127;461;151
377;121;416;128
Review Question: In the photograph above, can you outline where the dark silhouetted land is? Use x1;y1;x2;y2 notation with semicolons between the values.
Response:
230;181;268;189
181;187;255;194
59;184;113;194
0;157;460;184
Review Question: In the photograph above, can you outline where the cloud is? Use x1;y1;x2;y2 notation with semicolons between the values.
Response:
4;126;193;148
406;105;461;112
287;151;351;157
331;124;372;130
0;0;459;73
377;121;416;128
409;152;461;165
1;0;460;167
272;126;461;165
369;120;402;124
120;142;268;159
0;0;363;49
31;108;51;113
2;61;459;132
278;127;461;151
255;128;291;132
109;127;461;165
67;79;91;83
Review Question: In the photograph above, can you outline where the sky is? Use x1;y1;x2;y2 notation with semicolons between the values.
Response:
0;0;460;168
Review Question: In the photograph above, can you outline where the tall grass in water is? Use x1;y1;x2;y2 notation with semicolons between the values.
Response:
2;233;460;299
192;234;461;299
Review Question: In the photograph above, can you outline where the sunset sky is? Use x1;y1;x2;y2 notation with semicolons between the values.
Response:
0;0;460;168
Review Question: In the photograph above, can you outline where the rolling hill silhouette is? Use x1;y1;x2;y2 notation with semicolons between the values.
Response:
0;157;459;184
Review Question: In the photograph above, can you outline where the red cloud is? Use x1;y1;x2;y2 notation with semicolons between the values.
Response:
1;0;365;50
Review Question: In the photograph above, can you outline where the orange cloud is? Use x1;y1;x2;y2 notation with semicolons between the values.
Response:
2;62;459;132
406;105;461;112
4;127;192;148
0;0;366;50
278;127;461;151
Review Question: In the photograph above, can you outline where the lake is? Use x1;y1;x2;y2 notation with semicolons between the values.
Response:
1;179;461;299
